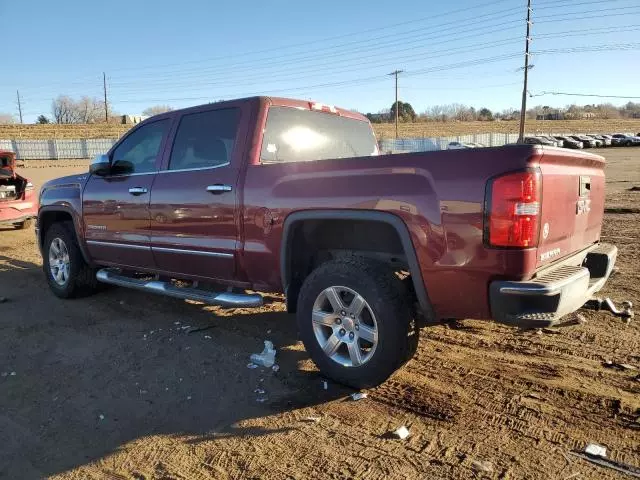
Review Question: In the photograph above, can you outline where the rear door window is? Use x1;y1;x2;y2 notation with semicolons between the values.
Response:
260;107;377;164
168;108;241;171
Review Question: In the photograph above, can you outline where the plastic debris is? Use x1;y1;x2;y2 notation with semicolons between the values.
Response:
174;321;181;325
187;396;192;400
603;361;638;371
303;416;322;423
585;443;607;458
254;388;266;395
247;363;259;369
272;364;280;372
322;381;328;390
471;459;494;474
9;372;16;376
351;392;367;401
98;414;105;420
393;426;410;440
204;335;212;339
250;341;276;368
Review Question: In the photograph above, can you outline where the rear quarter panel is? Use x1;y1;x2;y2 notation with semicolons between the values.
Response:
241;145;541;320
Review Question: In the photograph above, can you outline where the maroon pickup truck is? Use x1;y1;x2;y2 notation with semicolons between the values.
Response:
37;96;617;387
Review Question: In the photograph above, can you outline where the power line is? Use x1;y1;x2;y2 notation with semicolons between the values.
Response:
530;91;640;99
105;0;517;74
108;12;524;84
107;37;524;95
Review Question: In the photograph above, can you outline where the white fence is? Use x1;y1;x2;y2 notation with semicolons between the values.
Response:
1;131;631;159
0;139;117;160
379;133;521;153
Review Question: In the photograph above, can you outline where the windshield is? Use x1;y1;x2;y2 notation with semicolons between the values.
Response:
260;106;378;164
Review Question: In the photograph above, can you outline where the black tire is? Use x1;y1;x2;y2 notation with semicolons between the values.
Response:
43;222;99;298
14;218;33;230
297;256;415;389
626;141;633;147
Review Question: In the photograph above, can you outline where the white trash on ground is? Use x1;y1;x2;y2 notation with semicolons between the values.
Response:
250;340;276;368
585;443;607;457
393;426;410;440
351;392;367;401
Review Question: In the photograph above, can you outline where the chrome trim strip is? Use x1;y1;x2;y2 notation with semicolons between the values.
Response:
152;246;233;259
158;163;230;174
86;240;151;251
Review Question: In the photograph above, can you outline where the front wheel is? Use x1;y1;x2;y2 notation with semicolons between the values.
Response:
43;222;99;298
297;256;415;389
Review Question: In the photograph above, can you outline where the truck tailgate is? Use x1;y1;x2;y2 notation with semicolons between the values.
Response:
536;148;605;269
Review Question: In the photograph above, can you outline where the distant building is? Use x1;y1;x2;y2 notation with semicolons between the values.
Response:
120;115;149;124
536;111;564;120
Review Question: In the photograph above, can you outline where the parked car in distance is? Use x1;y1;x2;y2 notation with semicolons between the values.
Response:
447;141;483;150
0;150;37;229
586;135;610;147
37;96;617;388
523;136;555;146
611;133;640;147
553;136;583;149
537;135;562;147
569;135;598;148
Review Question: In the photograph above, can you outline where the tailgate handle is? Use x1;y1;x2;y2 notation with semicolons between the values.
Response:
580;176;591;197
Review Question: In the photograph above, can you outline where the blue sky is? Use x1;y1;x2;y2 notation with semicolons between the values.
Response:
1;0;638;122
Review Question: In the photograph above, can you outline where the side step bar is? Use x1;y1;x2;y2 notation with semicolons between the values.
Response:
96;269;263;308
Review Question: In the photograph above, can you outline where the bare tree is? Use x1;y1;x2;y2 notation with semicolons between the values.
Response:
52;95;109;124
0;112;16;124
142;105;173;117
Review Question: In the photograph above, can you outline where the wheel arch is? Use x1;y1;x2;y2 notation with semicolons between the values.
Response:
280;210;432;318
38;206;92;265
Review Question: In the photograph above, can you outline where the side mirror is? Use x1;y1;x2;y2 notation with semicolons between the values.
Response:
89;154;110;176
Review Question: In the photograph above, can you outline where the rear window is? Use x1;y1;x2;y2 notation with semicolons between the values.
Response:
260;107;377;164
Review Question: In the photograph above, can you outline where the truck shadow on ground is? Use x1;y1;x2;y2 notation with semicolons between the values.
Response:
0;254;353;479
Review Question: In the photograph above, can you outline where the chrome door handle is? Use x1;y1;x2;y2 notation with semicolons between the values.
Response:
128;187;148;195
206;184;233;194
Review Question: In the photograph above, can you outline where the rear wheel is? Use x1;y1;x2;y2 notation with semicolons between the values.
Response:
297;256;415;388
626;140;633;147
43;222;99;298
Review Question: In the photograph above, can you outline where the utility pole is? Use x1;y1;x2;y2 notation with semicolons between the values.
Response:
103;72;109;122
518;0;532;143
388;70;403;139
16;90;23;124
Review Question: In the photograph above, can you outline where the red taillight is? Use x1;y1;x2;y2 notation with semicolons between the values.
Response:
486;170;541;248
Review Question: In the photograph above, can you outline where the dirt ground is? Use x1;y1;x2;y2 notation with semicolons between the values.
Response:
1;149;639;480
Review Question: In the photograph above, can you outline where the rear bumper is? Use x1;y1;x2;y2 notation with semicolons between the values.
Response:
0;201;37;226
490;243;617;328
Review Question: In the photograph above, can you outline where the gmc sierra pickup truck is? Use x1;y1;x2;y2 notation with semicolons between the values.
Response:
37;96;617;388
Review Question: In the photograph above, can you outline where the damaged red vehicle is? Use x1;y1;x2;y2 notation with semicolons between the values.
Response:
0;150;37;229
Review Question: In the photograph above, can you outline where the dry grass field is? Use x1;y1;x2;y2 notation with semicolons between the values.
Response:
373;119;640;138
0;149;638;479
2;118;639;140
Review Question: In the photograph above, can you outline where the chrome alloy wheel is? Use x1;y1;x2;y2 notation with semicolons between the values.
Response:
49;237;70;286
311;286;379;367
